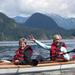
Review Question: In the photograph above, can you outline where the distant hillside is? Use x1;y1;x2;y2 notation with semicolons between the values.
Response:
24;13;70;36
14;14;75;30
24;13;59;29
50;14;75;30
0;12;51;40
0;12;75;40
0;12;18;40
13;16;28;23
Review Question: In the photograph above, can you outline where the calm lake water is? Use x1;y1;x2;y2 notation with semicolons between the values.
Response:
0;39;75;75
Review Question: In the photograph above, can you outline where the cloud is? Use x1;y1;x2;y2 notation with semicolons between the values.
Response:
0;0;75;17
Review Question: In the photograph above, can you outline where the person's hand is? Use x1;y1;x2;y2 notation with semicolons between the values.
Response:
59;52;64;55
14;60;19;64
29;35;36;42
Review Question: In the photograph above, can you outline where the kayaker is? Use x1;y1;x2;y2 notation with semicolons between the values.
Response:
13;38;33;65
30;34;70;62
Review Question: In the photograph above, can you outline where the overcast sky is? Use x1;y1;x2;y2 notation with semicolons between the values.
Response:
0;0;75;18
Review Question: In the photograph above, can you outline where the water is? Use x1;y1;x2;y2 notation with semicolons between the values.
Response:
0;39;75;75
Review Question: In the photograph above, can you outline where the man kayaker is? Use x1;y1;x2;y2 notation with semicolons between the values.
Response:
13;38;33;65
30;34;70;62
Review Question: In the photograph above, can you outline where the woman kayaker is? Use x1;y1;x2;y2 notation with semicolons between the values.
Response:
30;34;70;62
13;38;33;65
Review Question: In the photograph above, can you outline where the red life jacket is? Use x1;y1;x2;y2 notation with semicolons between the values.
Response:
50;42;67;61
72;55;75;59
13;45;33;62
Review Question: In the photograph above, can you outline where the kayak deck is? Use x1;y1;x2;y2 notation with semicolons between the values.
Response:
0;60;75;74
0;60;75;68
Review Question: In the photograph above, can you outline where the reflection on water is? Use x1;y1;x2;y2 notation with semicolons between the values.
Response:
0;40;75;75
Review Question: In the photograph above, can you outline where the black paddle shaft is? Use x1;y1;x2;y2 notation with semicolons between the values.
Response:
66;49;75;53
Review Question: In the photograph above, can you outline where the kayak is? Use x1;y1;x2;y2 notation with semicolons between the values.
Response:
0;60;75;74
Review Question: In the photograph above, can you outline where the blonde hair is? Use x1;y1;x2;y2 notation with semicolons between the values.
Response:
53;34;62;40
19;38;27;44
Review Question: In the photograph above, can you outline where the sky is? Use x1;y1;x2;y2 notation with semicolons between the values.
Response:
0;0;75;18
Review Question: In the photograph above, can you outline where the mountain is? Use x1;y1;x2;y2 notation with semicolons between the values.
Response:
0;12;47;40
0;12;35;40
14;14;75;30
50;14;75;30
0;12;49;40
24;13;58;29
24;13;70;36
0;12;75;40
13;16;28;23
0;12;20;40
